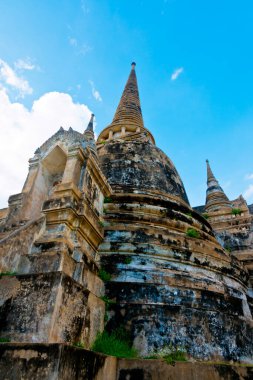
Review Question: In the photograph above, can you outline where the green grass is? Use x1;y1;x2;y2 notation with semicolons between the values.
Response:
186;228;200;239
0;271;16;278
100;295;116;306
144;355;158;359
202;213;209;219
104;197;113;204
91;329;137;358
163;349;187;365
145;346;187;365
123;256;132;264
73;341;85;349
98;220;105;227
232;208;242;216
104;312;109;323
0;337;10;343
98;269;112;282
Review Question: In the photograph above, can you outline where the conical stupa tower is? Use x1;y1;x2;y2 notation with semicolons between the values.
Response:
97;63;188;202
96;64;252;360
84;113;95;138
205;159;231;212
109;62;144;131
98;62;155;145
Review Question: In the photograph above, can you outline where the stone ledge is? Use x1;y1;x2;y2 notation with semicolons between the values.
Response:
0;344;252;380
0;344;116;380
117;358;253;380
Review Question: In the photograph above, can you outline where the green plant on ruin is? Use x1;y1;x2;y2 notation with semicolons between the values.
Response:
0;337;10;343
160;209;167;217
186;228;200;239
98;269;112;282
0;271;16;278
144;354;158;359
104;312;109;323
73;341;85;349
224;245;232;253
202;213;209;219
91;327;137;358
186;212;192;218
98;220;105;227
123;256;132;264
100;296;116;324
145;345;187;365
104;196;113;204
103;208;107;214
100;295;116;308
231;208;242;216
163;348;187;365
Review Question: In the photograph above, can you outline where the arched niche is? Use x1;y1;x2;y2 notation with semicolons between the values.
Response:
42;145;67;191
28;145;67;219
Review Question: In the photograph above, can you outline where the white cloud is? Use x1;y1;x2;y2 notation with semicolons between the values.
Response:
68;37;92;55
171;67;184;81
88;80;102;102
79;43;92;55
0;59;33;97
0;89;92;208
14;58;38;71
81;0;90;14
243;184;253;201
245;173;253;180
69;37;78;47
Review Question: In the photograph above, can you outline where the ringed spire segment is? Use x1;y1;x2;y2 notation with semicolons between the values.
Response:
206;159;216;183
97;63;155;144
84;113;95;134
110;61;144;130
205;159;230;212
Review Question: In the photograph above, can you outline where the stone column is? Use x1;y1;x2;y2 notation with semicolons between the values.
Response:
61;146;86;187
22;156;40;193
109;130;113;140
121;126;126;136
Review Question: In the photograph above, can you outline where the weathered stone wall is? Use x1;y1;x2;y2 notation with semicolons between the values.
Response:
0;344;252;380
0;218;44;272
97;138;253;362
117;358;253;380
98;194;253;361
0;344;117;380
0;273;104;346
0;128;112;351
98;140;189;204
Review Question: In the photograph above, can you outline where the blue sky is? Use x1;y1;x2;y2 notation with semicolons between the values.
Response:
0;0;253;208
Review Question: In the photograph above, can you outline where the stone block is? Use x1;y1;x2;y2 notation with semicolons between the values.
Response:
0;272;104;345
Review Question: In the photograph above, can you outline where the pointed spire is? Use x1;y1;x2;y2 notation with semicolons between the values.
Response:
84;113;94;133
205;159;230;212
83;113;97;154
206;159;216;183
84;113;95;141
109;62;144;130
97;63;155;144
